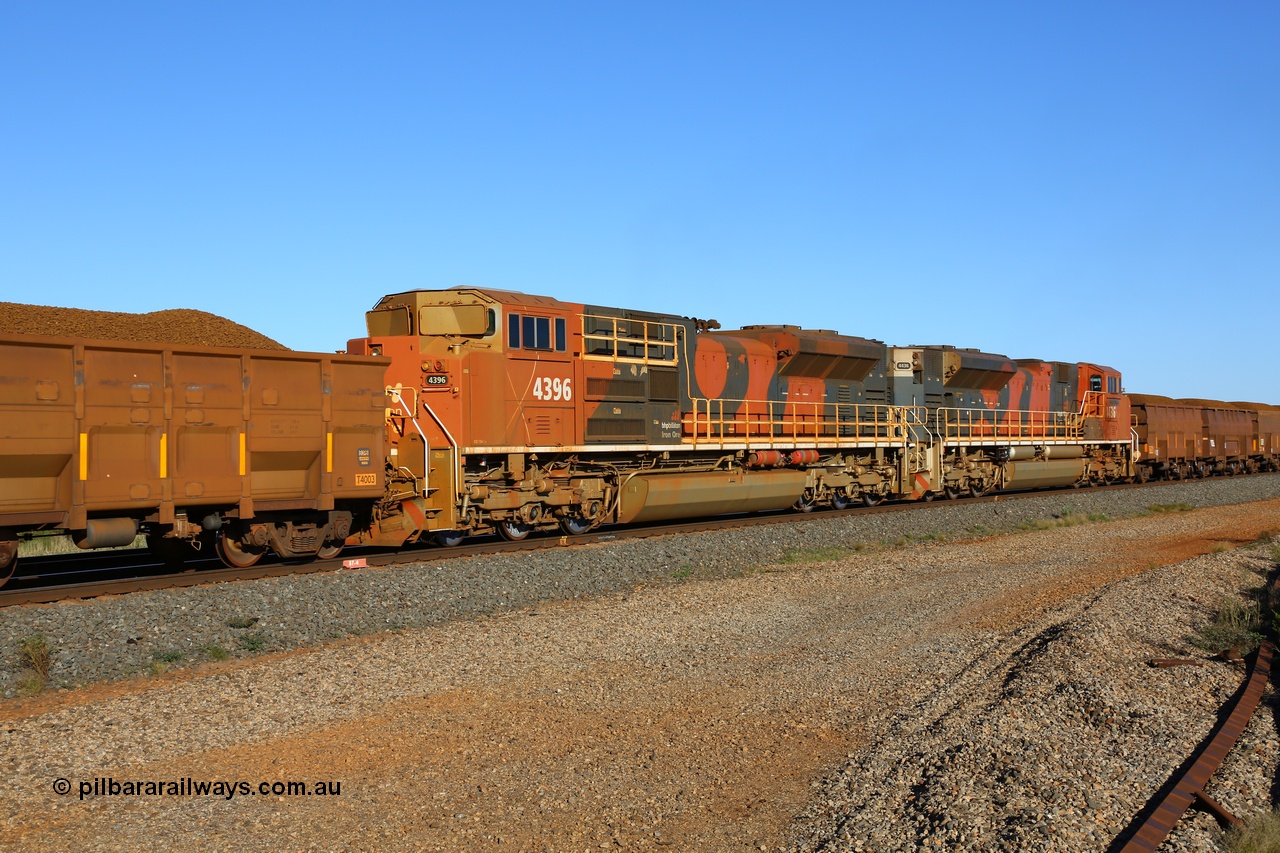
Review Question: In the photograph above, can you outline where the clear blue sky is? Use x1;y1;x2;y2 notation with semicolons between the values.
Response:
3;2;1276;402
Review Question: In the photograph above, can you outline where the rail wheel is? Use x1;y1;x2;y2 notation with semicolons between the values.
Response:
0;548;16;588
793;492;818;513
316;540;344;560
862;492;884;507
921;491;936;502
969;483;985;498
497;520;533;541
944;485;961;500
434;530;466;547
216;531;264;569
559;516;593;535
830;491;854;511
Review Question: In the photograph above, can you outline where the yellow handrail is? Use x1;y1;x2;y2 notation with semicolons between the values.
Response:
682;399;922;447
933;406;1083;441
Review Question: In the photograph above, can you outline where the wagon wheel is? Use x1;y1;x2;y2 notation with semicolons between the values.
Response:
861;492;884;507
830;491;854;511
497;520;533;541
434;530;467;547
216;531;264;569
0;549;16;588
316;540;345;560
559;516;593;536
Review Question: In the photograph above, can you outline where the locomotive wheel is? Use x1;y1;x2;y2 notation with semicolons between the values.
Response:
944;485;961;500
862;492;884;507
830;492;853;511
216;531;264;569
793;493;817;513
968;483;985;498
559;516;593;536
921;491;936;502
316;541;344;560
497;520;533;541
434;530;466;547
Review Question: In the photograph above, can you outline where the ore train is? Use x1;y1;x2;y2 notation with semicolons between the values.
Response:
0;287;1276;583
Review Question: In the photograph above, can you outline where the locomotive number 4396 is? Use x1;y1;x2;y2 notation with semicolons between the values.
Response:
531;376;572;402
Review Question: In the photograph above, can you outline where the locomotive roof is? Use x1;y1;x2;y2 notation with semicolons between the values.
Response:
372;287;572;311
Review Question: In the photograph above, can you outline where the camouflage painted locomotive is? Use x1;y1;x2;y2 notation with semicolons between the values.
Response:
343;287;1136;548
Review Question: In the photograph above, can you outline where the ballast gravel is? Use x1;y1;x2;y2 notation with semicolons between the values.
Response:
3;475;1279;693
1;474;1280;853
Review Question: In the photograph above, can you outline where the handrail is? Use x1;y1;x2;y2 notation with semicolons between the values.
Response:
388;388;429;495
933;406;1084;441
580;314;681;366
682;399;921;447
387;388;461;499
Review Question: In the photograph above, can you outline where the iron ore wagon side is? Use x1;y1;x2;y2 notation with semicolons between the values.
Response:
0;333;388;581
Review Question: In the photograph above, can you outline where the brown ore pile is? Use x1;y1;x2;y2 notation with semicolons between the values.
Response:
0;302;287;350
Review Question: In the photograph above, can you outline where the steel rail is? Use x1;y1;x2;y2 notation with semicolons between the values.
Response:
1116;639;1274;852
0;474;1267;608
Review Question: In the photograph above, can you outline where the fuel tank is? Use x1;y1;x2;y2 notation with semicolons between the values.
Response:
1001;459;1084;490
618;470;808;525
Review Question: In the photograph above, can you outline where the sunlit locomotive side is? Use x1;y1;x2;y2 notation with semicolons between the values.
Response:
342;287;1137;548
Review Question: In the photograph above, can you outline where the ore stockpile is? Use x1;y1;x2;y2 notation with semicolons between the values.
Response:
0;302;286;350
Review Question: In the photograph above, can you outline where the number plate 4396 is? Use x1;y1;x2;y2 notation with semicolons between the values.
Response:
531;376;572;401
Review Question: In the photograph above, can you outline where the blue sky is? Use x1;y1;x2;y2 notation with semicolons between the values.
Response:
2;2;1277;401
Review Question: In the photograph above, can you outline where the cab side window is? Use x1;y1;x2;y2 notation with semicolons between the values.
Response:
507;314;566;352
1089;375;1103;393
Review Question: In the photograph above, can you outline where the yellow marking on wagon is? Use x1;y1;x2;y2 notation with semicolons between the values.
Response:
79;432;87;480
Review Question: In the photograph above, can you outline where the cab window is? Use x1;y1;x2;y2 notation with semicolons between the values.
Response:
1089;375;1102;393
507;314;566;352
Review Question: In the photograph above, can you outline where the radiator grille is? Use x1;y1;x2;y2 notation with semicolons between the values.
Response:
586;418;646;440
649;369;678;401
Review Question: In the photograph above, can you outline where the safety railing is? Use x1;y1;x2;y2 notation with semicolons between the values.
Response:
580;314;681;366
933;406;1083;441
683;399;924;447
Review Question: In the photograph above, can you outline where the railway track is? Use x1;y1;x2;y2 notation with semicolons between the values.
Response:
1113;579;1279;850
0;480;1158;607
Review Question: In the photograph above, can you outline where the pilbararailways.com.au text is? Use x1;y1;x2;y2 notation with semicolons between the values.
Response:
53;777;342;800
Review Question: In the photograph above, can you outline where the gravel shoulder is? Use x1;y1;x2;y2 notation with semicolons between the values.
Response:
2;476;1279;852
